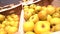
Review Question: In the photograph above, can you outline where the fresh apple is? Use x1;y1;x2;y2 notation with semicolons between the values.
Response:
24;8;29;12
24;5;29;12
56;7;60;13
47;15;52;22
41;6;47;11
35;6;41;11
28;9;35;15
50;18;60;32
24;11;33;20
47;5;55;15
29;14;39;24
2;20;10;26
35;6;41;13
52;13;60;18
7;16;13;21
38;10;47;20
50;18;60;25
0;14;5;21
5;26;18;34
34;21;50;34
0;28;7;34
10;14;19;21
23;21;34;32
29;4;36;9
1;24;5;28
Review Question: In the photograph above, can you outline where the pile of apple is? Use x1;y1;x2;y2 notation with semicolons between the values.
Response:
0;14;19;34
23;4;60;34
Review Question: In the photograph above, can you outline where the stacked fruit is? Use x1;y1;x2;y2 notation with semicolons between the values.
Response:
23;4;60;34
0;14;19;34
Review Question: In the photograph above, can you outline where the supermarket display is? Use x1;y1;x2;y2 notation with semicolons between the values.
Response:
0;0;22;33
0;0;60;34
23;4;60;34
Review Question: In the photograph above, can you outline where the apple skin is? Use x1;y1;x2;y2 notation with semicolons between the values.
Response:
50;18;60;32
24;8;29;12
28;9;35;15
34;21;50;34
51;24;60;32
24;8;35;20
35;6;41;11
50;18;60;25
38;10;47;20
0;14;5;21
35;6;41;13
23;21;34;32
56;7;60;13
41;6;47;11
0;28;7;34
47;15;52;22
29;4;36;9
47;5;55;15
29;14;39;24
24;11;32;20
52;13;60;18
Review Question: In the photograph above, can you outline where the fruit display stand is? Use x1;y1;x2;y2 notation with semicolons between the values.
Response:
20;0;60;34
20;9;60;34
0;3;22;34
0;0;22;34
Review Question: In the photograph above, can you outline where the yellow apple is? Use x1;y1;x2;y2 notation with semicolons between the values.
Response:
2;20;10;26
47;5;55;15
34;21;50;34
52;13;60;18
0;28;7;34
56;7;60;13
35;6;41;13
9;21;18;27
5;26;11;32
0;14;5;21
7;16;13;21
24;11;32;20
5;26;18;33
28;9;35;15
38;10;47;20
29;4;36;9
23;21;34;32
24;8;29;12
29;14;39;23
9;27;18;33
47;15;52;22
41;6;47;11
10;14;19;21
50;18;60;25
1;24;5;28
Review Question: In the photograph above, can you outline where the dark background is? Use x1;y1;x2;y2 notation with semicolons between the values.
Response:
0;0;22;7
